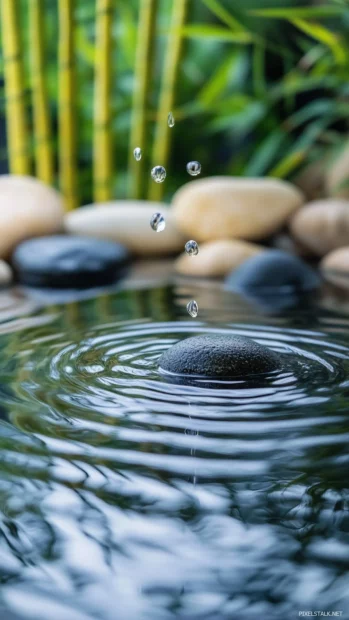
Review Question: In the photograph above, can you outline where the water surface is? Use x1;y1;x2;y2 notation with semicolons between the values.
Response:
0;280;348;619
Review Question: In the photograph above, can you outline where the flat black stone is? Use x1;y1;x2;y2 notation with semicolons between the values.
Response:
225;250;320;294
159;334;281;379
12;236;130;288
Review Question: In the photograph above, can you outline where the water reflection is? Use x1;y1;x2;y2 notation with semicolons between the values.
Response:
0;283;348;618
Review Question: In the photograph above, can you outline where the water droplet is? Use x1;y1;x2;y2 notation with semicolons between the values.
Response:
150;212;166;232
168;111;175;128
187;300;198;318
151;165;166;183
133;147;142;161
186;161;201;176
185;240;199;256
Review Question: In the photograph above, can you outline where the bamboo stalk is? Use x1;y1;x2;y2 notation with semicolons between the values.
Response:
148;0;187;201
128;0;157;199
0;0;30;175
29;0;54;184
93;0;113;203
58;0;78;210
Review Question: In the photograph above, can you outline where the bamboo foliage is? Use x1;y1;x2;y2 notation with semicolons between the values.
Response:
0;0;30;175
128;0;157;200
29;0;54;185
58;0;78;210
148;0;187;201
93;0;114;203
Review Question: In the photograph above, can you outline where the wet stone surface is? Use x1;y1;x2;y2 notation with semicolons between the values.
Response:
225;249;321;294
159;333;282;380
12;235;129;288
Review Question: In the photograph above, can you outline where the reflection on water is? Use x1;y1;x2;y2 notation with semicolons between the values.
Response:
0;281;348;619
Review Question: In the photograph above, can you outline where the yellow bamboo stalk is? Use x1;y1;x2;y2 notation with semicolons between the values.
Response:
128;0;157;199
148;0;187;201
58;0;78;210
0;0;30;174
93;0;113;203
29;0;54;184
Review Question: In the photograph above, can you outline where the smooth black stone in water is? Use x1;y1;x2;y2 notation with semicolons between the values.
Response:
225;249;321;294
159;334;281;380
12;236;130;288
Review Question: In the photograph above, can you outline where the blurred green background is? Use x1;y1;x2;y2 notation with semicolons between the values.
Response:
0;0;348;205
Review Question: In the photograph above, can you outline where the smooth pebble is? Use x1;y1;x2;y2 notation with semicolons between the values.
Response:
172;177;304;242
65;202;185;256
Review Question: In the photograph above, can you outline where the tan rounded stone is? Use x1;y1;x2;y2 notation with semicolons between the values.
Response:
0;260;13;286
65;201;186;256
290;199;349;257
326;141;349;198
172;177;304;242
175;239;263;277
321;246;349;287
0;175;64;258
321;246;349;273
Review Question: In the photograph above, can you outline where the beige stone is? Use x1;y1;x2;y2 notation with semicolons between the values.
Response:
321;246;349;274
65;201;186;256
321;246;349;287
0;260;12;286
0;175;64;257
290;199;349;257
172;177;304;242
326;141;349;198
175;239;263;277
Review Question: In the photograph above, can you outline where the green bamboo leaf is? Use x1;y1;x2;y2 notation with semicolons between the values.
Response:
198;53;238;106
269;150;306;178
249;6;345;19
291;18;346;64
212;93;253;114
244;131;287;177
269;119;330;178
252;42;266;98
201;0;247;32
180;24;252;43
208;100;265;134
270;74;341;100
286;99;335;128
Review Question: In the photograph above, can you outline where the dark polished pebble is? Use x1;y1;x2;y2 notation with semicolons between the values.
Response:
159;334;281;380
225;250;321;294
12;235;130;288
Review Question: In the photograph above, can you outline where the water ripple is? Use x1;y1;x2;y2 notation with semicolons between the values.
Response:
0;288;348;618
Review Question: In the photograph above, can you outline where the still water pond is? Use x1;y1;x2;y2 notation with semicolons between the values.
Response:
0;278;348;620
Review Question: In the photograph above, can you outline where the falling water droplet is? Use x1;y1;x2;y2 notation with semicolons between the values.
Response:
186;161;201;176
185;240;199;256
187;300;198;318
168;111;175;128
133;147;142;161
150;212;166;232
151;165;166;183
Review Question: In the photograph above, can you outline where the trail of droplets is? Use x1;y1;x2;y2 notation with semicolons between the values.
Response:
146;113;201;316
